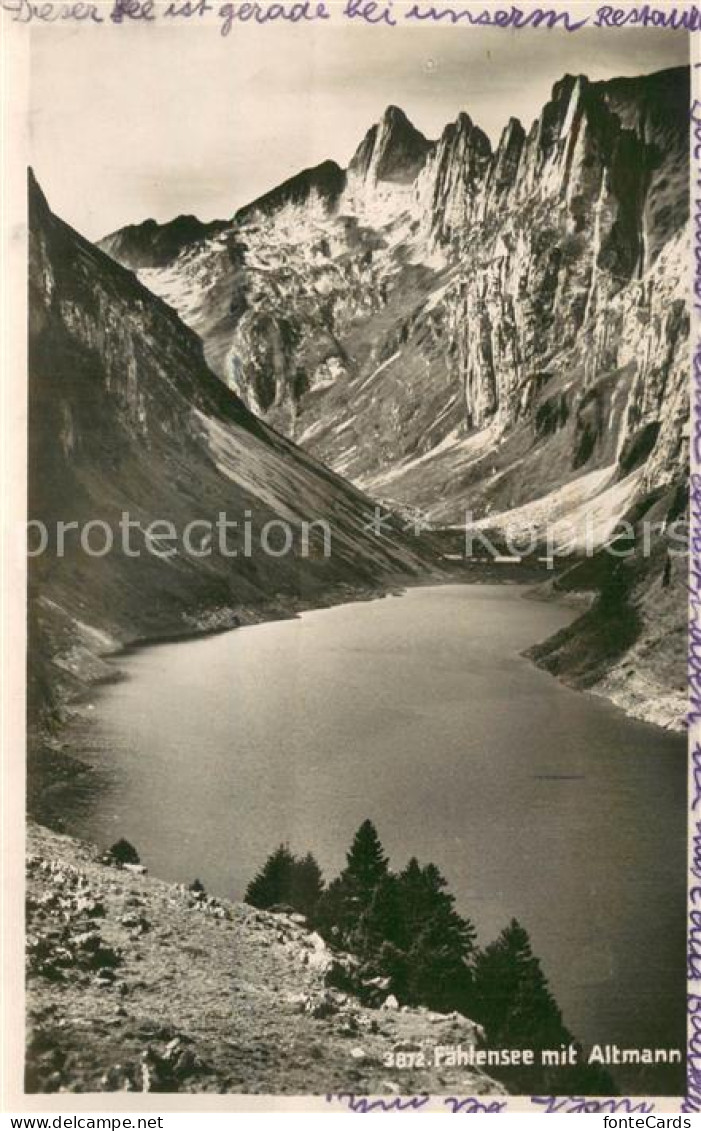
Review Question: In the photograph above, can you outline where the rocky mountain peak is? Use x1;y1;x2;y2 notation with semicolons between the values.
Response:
532;72;589;162
415;110;492;243
348;105;432;187
380;103;410;127
481;116;525;209
442;111;491;154
453;110;475;136
501;116;526;144
551;72;588;103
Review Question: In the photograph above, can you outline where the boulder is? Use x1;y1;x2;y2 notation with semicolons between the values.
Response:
338;1016;359;1037
365;975;391;991
75;897;106;918
307;948;332;973
119;913;150;935
306;990;340;1020
94;970;116;987
286;992;309;1014
73;930;101;952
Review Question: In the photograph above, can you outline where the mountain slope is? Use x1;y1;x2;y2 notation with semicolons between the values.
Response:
28;172;438;783
26;822;501;1097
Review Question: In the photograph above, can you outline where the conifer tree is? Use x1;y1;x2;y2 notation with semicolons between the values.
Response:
290;852;325;918
473;919;616;1092
314;875;349;941
355;873;405;956
343;819;389;896
317;820;389;943
108;838;140;866
244;846;325;917
398;859;477;1012
473;919;564;1045
244;844;295;909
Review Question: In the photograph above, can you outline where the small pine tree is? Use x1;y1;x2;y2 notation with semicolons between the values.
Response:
316;819;389;945
398;859;476;1012
244;846;325;917
108;838;140;866
473;919;577;1091
290;852;325;919
344;820;389;894
244;844;295;909
473;919;563;1048
471;920;619;1092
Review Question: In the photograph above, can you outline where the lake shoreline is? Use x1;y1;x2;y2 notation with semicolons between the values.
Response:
30;565;685;829
29;574;415;822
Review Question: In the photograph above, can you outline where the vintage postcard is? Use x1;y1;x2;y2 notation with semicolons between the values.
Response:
1;0;698;1116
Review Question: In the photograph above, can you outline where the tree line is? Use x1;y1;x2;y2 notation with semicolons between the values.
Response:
245;818;614;1093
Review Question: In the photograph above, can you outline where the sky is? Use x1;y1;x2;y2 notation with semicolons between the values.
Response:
29;19;688;241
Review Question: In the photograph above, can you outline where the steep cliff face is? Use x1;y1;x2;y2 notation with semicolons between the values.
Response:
415;112;492;244
434;67;689;445
28;172;436;767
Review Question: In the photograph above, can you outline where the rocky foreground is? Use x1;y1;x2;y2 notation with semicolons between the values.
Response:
25;824;501;1096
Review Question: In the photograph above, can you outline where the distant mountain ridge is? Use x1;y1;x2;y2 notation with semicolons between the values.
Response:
99;214;230;270
235;160;346;223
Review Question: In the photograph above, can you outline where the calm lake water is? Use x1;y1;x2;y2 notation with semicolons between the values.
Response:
68;585;686;1074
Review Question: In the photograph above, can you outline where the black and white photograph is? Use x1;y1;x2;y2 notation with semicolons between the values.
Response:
1;3;694;1111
